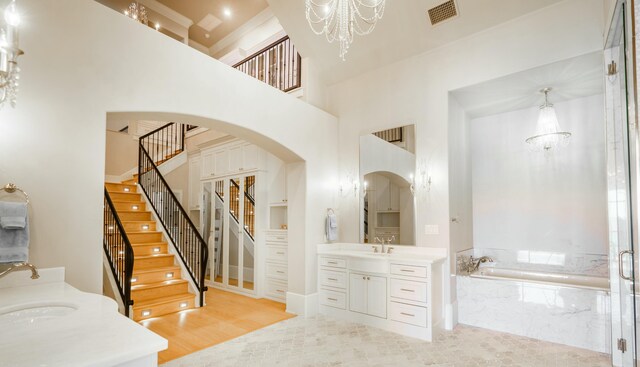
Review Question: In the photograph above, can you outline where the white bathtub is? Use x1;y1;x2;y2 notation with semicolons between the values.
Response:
457;267;610;353
470;267;610;291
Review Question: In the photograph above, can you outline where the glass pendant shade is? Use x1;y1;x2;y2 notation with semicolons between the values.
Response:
525;88;571;151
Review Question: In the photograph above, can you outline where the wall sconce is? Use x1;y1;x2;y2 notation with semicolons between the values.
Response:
0;0;23;108
410;160;432;196
339;171;359;197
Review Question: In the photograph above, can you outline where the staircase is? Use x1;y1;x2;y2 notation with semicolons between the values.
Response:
103;122;208;321
105;181;195;321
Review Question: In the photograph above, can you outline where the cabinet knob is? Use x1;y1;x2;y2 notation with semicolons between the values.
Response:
362;276;365;280
367;276;370;280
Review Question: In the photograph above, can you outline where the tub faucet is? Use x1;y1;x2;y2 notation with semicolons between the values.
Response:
468;256;493;273
0;262;40;280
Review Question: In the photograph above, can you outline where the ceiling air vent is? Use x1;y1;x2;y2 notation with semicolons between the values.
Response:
427;0;459;26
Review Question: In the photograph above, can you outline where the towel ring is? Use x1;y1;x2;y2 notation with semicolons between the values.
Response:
1;183;29;204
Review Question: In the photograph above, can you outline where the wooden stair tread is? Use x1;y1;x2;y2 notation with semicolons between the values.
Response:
131;241;166;246
132;292;194;309
118;210;151;214
133;265;180;275
135;253;174;260
132;279;187;291
127;231;162;235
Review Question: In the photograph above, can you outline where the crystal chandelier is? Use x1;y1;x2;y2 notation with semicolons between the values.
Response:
525;88;571;152
0;0;22;109
124;1;148;25
305;0;385;60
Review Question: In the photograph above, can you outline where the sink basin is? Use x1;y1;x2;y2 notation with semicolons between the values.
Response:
0;302;78;326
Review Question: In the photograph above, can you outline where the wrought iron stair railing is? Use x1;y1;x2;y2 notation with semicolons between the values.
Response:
140;122;186;167
103;188;134;316
233;36;301;93
138;123;208;306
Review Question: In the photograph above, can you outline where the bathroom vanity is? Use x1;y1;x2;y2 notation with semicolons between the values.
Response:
0;267;167;366
317;243;445;341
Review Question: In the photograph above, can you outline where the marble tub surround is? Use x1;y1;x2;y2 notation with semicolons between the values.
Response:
163;315;610;367
0;267;167;367
456;248;608;277
457;275;610;353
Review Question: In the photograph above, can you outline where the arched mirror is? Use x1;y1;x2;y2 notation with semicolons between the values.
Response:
359;125;416;245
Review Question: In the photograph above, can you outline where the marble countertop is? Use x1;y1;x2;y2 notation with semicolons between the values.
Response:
0;268;167;367
317;243;446;265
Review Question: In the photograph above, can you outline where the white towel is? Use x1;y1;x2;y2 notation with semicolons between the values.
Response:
0;201;29;263
326;213;338;242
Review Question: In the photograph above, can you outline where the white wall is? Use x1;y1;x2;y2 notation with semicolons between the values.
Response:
328;0;606;323
0;0;338;300
447;96;473;283
471;94;607;255
104;130;138;176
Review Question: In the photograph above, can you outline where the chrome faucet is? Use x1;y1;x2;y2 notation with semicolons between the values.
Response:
374;236;385;253
0;262;39;280
468;256;493;273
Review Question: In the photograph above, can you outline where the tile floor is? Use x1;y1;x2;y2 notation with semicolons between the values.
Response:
162;315;610;367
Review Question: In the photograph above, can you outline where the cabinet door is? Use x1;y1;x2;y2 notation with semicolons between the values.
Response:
388;182;400;211
367;275;387;318
189;157;201;209
243;144;259;170
349;273;368;314
201;151;214;179
228;145;243;172
214;150;229;175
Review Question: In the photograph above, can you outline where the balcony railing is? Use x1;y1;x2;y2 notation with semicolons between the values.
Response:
233;36;301;93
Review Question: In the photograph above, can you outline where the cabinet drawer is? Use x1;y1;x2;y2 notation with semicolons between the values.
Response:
390;263;427;278
389;302;428;328
265;232;288;243
266;245;288;263
266;262;288;280
319;257;346;269
390;278;427;303
265;279;287;301
319;289;346;310
319;269;347;289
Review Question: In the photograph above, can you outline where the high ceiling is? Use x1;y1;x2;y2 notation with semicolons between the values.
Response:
96;0;268;48
451;51;604;118
155;0;269;47
266;0;566;85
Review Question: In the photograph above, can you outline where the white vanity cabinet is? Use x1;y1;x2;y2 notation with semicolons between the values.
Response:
317;249;444;342
349;273;386;318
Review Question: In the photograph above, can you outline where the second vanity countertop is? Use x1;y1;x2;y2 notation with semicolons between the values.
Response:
317;243;446;266
0;268;167;367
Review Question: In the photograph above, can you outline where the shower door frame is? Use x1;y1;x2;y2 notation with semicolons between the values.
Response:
606;0;640;365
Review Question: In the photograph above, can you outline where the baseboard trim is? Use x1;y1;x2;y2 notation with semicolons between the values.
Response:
286;291;318;317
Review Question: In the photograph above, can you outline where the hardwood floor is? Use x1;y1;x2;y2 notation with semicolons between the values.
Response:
139;287;294;364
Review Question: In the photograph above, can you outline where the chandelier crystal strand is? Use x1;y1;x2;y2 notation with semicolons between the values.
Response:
0;0;22;109
124;2;148;25
306;0;385;60
525;88;572;152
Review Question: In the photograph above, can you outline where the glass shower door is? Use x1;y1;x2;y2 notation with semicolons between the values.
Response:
605;1;637;365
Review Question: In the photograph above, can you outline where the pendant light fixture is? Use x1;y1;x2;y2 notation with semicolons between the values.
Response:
525;88;571;152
